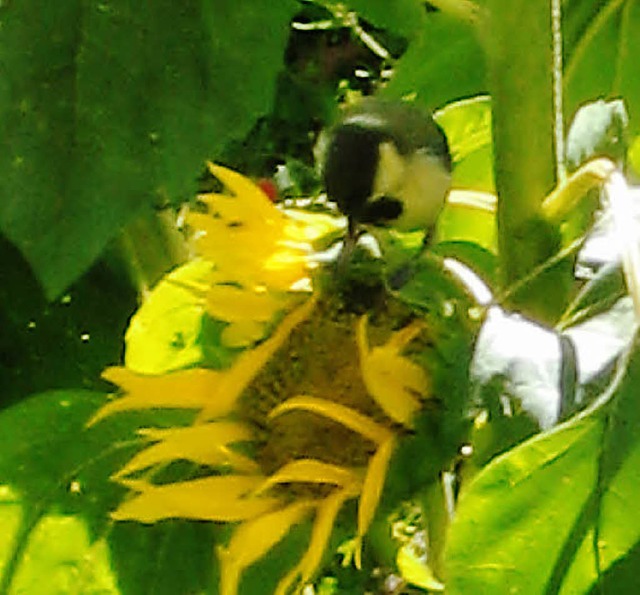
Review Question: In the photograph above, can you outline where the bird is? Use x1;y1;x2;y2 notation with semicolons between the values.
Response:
321;97;452;253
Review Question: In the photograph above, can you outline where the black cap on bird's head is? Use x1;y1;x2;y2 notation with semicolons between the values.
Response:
322;98;452;238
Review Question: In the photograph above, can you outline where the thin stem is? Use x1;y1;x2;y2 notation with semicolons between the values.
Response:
552;0;566;183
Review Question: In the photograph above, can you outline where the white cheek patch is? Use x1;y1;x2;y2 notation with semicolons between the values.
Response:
373;142;406;198
394;152;451;232
371;143;451;231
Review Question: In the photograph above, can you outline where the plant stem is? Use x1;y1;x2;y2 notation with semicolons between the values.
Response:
482;0;557;287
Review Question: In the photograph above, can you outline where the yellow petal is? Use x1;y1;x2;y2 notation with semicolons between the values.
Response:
385;318;425;350
219;500;315;595
113;422;258;478
191;231;276;281
189;210;311;293
189;213;312;293
199;224;279;266
253;459;361;495
221;319;268;348
187;215;280;276
355;437;396;569
200;193;277;233
188;166;327;295
263;250;312;290
88;367;223;426
198;296;318;421
207;162;283;222
112;476;281;523
282;210;346;243
269;395;393;446
357;316;429;428
207;285;284;323
276;487;359;595
262;266;311;292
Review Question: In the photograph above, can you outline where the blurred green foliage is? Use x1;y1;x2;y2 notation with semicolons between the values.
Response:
2;0;640;594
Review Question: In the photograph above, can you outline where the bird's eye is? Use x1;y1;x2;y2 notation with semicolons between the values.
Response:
359;195;403;225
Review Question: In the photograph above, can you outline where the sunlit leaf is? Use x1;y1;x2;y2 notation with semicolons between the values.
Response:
436;190;497;253
7;513;119;595
0;390;208;594
124;259;224;374
471;307;564;430
396;543;444;592
447;334;640;593
629;134;640;176
435;95;495;193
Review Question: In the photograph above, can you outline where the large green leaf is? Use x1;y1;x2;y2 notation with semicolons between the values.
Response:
446;333;640;593
382;12;486;111
0;1;297;299
0;235;137;409
346;0;426;39
564;0;640;135
0;389;213;594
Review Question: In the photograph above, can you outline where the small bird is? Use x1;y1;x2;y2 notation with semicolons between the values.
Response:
322;98;452;252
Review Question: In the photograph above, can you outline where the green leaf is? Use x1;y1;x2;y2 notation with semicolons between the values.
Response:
431;96;498;257
433;241;497;287
564;0;640;136
446;333;640;594
629;134;640;177
387;252;480;312
436;198;497;255
383;13;486;111
0;1;297;299
109;521;217;595
435;95;495;194
346;0;426;39
0;236;137;408
0;502;120;595
0;389;211;594
124;259;237;375
239;520;315;595
560;262;626;328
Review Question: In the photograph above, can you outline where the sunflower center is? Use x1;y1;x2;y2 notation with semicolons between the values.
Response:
239;288;418;488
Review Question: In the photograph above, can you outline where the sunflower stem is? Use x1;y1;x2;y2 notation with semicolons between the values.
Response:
423;478;449;581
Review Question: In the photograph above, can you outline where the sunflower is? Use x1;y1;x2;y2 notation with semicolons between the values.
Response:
90;164;449;595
